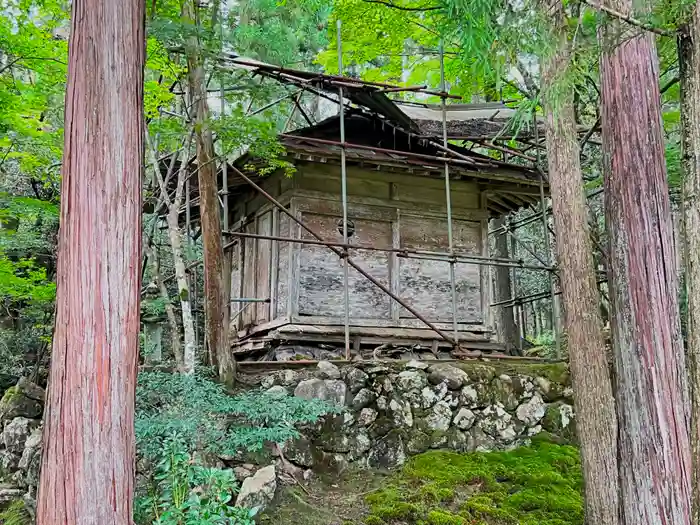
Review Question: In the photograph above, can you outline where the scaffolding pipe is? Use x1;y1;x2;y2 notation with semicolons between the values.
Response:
223;231;553;270
533;110;560;355
337;20;351;361
439;41;459;343
505;226;551;269
229;164;457;345
491;279;608;308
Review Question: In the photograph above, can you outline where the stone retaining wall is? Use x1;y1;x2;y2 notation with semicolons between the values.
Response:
251;359;576;472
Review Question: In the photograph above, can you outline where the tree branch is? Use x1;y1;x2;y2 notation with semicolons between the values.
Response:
361;0;441;11
581;0;674;37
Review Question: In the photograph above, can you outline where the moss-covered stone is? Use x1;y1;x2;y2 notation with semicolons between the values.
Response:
406;430;432;455
364;440;583;525
541;402;576;444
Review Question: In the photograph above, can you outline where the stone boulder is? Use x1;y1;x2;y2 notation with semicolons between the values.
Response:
426;401;452;431
342;367;369;394
428;364;468;390
294;379;347;407
404;360;429;370
351;388;375;410
235;464;277;510
542;402;576;442
2;417;39;455
515;394;546;426
396;370;427;392
368;430;406;469
316;361;341;380
453;408;476;431
0;379;45;422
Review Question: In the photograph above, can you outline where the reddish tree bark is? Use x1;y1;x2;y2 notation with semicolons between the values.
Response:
541;3;619;524
36;1;145;523
599;4;692;523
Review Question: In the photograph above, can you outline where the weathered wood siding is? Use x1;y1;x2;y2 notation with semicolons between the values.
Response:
276;212;290;318
229;161;491;335
297;212;392;319
398;215;482;323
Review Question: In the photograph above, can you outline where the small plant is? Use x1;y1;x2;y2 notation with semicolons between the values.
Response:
0;499;32;525
135;435;259;525
135;371;339;524
135;371;339;460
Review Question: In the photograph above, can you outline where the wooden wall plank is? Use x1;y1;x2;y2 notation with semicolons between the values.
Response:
276;212;290;318
255;211;272;321
398;215;483;323
297;211;392;319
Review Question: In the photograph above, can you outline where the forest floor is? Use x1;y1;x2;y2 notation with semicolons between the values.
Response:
260;439;583;525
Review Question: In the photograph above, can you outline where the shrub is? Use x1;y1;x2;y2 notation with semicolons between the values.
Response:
135;370;340;460
134;371;339;524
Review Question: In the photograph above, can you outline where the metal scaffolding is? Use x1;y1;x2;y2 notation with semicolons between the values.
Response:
202;24;573;357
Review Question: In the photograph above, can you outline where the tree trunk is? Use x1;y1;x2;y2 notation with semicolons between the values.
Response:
599;3;692;523
183;0;235;385
492;216;521;354
147;137;197;373
541;4;619;524
146;243;183;367
36;0;144;522
166;203;197;373
678;7;700;522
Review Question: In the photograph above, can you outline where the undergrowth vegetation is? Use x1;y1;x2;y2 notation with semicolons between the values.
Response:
134;371;338;524
363;439;582;525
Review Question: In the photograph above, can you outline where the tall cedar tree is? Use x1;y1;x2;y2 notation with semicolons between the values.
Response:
182;0;235;383
679;2;700;522
599;2;692;522
36;0;145;522
541;2;619;524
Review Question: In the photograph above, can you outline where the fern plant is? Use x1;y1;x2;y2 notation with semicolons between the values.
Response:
0;500;31;525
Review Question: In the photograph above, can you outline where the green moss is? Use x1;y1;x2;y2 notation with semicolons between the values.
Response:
419;483;454;503
364;440;583;525
364;517;385;525
0;500;31;525
1;385;19;403
425;509;468;525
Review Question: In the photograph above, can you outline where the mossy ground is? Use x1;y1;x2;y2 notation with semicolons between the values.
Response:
262;438;582;525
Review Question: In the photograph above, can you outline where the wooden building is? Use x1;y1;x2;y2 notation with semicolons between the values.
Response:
225;111;545;354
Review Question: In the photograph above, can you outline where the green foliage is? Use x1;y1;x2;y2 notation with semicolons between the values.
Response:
0;499;31;525
143;296;170;319
0;0;67;177
135;434;260;525
364;440;582;525
135;371;340;460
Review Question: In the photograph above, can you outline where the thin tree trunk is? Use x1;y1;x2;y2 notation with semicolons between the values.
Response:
146;243;183;367
678;7;700;522
541;4;619;524
36;0;144;522
147;137;197;374
183;0;235;385
599;3;692;523
533;302;542;339
492;217;521;354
